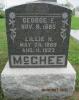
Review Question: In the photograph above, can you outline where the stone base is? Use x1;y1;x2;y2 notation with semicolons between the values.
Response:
1;61;76;100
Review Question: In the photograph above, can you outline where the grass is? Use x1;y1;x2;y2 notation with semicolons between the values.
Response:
0;16;79;100
68;37;79;64
0;18;8;73
71;16;79;29
0;18;6;32
68;37;79;92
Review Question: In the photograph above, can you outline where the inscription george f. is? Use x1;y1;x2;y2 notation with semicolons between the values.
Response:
5;3;72;67
21;16;56;30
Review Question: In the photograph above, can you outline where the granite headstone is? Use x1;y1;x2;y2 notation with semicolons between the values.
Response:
1;1;76;100
6;2;72;67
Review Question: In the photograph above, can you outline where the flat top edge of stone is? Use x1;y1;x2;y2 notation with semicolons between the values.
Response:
5;1;72;11
1;61;76;75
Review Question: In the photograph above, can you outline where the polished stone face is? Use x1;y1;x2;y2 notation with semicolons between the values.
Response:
6;2;72;67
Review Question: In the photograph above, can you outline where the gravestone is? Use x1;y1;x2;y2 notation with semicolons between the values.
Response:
1;1;76;100
6;1;72;68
